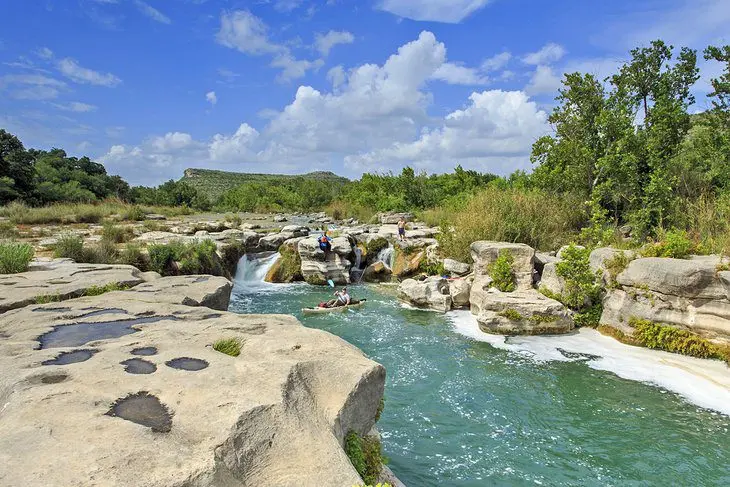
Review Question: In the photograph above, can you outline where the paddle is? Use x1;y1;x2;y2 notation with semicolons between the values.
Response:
328;279;335;288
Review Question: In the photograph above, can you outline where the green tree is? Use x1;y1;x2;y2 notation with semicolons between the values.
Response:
0;129;35;203
704;45;730;127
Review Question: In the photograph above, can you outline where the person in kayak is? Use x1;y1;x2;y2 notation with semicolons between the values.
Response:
318;231;332;252
325;287;351;308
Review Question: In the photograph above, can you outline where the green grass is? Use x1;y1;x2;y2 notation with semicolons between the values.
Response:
213;338;242;357
53;234;86;261
181;167;349;201
0;242;34;274
148;239;226;277
497;308;524;321
83;283;130;296
101;222;134;243
0;220;19;239
0;200;195;225
35;294;62;304
344;431;384;486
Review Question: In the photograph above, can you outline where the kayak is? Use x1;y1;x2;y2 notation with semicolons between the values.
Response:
302;299;367;315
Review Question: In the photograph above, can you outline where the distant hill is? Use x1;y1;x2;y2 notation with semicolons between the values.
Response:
180;168;350;200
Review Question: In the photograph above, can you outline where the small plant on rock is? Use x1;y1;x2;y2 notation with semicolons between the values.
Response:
0;242;34;274
488;249;516;292
84;283;129;296
54;234;86;262
344;431;384;486
498;308;524;321
554;244;602;327
213;338;242;357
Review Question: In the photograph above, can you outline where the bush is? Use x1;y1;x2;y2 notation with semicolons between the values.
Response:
555;245;601;310
148;243;178;275
0;221;19;239
83;283;129;296
604;251;632;288
438;187;584;261
366;237;389;258
224;213;242;227
118;243;150;271
84;239;119;264
101;223;133;243
54;234;85;262
488;250;516;292
640;229;696;259
148;239;225;277
213;338;242;357
0;242;34;273
344;432;383;486
497;308;524;321
629;318;729;363
121;205;146;221
266;244;302;283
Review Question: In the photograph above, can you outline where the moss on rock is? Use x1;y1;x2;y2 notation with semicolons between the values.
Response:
265;244;302;283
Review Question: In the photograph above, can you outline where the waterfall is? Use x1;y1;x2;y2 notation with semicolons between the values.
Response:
351;247;364;283
354;247;362;268
377;245;395;270
233;252;280;288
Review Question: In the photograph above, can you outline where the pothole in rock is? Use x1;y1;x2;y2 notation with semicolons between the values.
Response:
42;349;98;365
120;358;157;374
37;316;180;349
77;308;129;319
165;357;209;371
105;392;173;433
130;346;158;356
28;373;70;385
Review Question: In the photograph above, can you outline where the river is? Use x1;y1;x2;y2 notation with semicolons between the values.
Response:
229;258;730;486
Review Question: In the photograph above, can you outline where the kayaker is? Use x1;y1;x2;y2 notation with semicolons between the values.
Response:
325;288;351;308
318;231;332;252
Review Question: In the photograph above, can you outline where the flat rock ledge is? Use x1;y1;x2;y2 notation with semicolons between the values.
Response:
0;294;385;486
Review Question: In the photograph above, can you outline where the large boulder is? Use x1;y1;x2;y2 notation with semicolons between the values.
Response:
600;257;730;343
0;260;144;313
361;261;392;283
0;295;384;487
120;275;233;311
589;247;635;286
539;262;565;296
380;212;414;224
397;277;452;312
470;288;573;335
470;241;535;290
258;231;296;251
449;278;472;308
392;249;425;279
298;236;354;285
444;258;471;277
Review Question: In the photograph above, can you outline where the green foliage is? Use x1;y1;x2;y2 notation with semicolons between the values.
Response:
375;397;385;423
604;251;632;288
0;241;34;273
101;223;134;244
498;308;524;321
344;432;383;486
148;243;177;275
266;244;302;283
629;318;730;363
83;283;129;296
54;234;86;262
148;239;224;277
129;179;210;210
118;243;149;271
122;205;146;221
224;213;242;227
35;294;61;304
213;338;242;357
555;245;602;311
418;259;445;276
488;250;516;293
437;187;584;261
573;302;603;328
366;237;389;258
640;228;696;259
0;220;18;238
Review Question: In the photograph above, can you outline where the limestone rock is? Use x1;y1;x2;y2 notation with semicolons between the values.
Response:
280;225;310;237
444;258;470;276
380;212;414;224
470;241;535;290
0;297;384;487
139;271;162;282
144;213;166;221
120;275;233;310
539;262;565;296
617;257;724;299
298;236;354;285
393;249;425;279
259;232;295;251
397;277;452;312
449;278;472;308
0;261;144;313
589;247;635;285
273;214;288;222
362;261;392;283
471;288;573;335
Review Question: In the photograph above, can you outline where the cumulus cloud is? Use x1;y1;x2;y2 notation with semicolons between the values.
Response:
134;0;171;24
57;58;121;86
100;31;550;184
431;62;489;85
377;0;492;23
216;10;322;81
523;43;566;65
274;0;304;12
525;65;563;96
314;30;355;57
481;51;511;71
206;91;217;105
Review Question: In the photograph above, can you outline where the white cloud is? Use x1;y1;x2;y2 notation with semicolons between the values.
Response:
377;0;491;23
314;30;355;57
100;31;552;184
525;65;562;96
274;0;304;12
431;62;489;85
57;58;121;87
523;43;566;65
134;0;171;24
52;101;98;112
0;74;67;100
216;10;321;81
36;47;54;59
345;90;547;173
206;91;217;105
481;51;511;71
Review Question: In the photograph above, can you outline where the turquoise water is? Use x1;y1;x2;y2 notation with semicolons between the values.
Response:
230;282;730;486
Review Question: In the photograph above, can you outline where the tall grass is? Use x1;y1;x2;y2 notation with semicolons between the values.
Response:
0;200;196;225
437;187;586;261
0;242;34;274
325;200;376;222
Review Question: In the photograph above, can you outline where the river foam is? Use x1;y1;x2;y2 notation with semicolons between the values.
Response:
449;310;730;416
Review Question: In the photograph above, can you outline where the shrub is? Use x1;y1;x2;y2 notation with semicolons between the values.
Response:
0;221;19;239
488;250;516;292
603;251;632;288
84;283;129;296
344;432;383;486
84;239;120;264
437;187;584;261
224;213;242;227
101;223;134;243
266;244;302;283
54;234;85;262
148;239;224;277
418;259;445;276
629;318;729;363
573;302;603;328
498;308;524;321
122;205;146;221
640;229;696;259
118;243;149;271
148;243;177;275
0;242;34;273
213;338;242;357
555;245;601;310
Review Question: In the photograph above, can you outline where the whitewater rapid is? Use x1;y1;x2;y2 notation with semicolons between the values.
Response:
449;310;730;416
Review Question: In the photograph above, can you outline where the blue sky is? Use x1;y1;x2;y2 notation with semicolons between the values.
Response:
1;0;728;185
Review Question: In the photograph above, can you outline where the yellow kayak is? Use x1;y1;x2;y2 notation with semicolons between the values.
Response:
301;299;367;315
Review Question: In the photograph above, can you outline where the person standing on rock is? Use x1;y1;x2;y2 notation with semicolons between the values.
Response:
318;231;332;253
397;217;407;242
